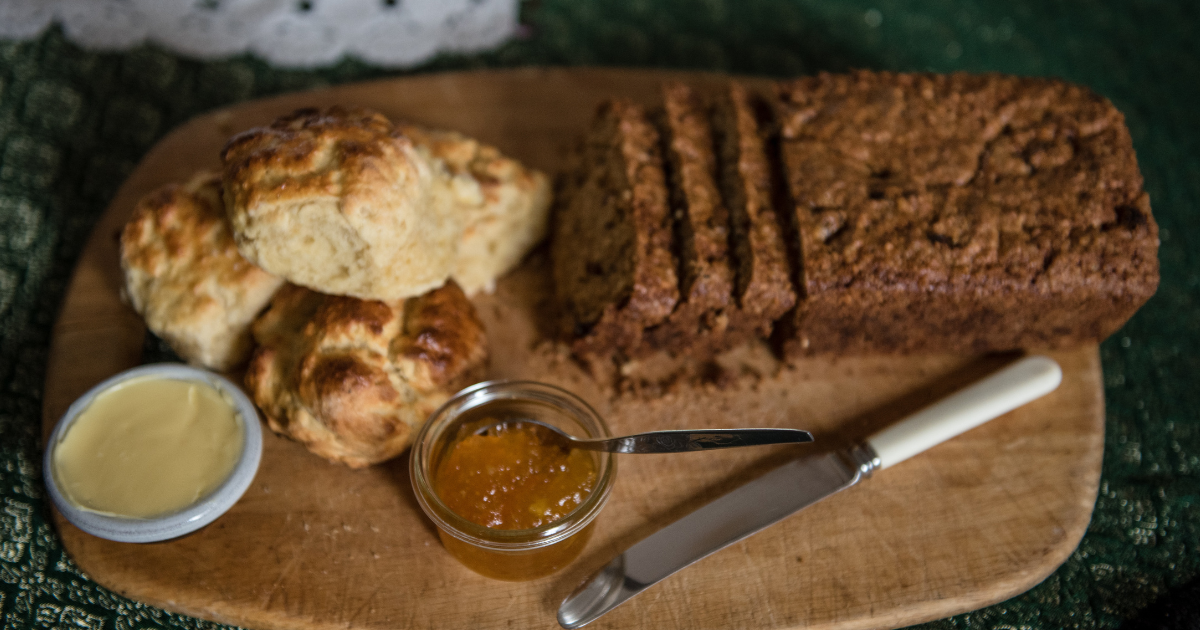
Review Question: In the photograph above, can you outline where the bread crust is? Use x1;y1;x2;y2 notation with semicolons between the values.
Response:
245;281;488;468
120;171;285;370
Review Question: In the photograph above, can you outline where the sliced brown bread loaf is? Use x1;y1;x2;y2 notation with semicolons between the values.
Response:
552;73;1158;362
775;71;1159;354
552;99;679;359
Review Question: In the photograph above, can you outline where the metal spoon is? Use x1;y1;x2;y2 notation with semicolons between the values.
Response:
474;418;813;454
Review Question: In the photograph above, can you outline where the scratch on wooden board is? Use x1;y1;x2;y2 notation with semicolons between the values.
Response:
260;522;315;609
343;582;380;624
873;524;903;565
742;543;777;626
669;573;695;629
499;592;519;618
260;557;300;609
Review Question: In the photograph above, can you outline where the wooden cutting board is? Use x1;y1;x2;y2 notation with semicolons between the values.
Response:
41;68;1105;630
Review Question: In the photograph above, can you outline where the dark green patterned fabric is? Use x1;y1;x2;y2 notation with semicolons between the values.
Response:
2;1;1197;628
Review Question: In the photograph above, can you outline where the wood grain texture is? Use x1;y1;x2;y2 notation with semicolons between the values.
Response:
41;68;1105;630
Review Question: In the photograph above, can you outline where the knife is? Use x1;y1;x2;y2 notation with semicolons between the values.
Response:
558;355;1063;628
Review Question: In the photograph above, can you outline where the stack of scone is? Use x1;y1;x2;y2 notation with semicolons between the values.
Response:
120;106;550;467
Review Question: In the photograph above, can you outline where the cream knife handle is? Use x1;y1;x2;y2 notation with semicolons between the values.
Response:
865;355;1062;470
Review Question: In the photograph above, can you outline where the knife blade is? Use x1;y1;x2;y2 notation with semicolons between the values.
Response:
558;355;1063;629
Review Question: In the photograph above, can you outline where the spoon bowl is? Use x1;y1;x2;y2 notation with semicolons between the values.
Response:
476;418;813;454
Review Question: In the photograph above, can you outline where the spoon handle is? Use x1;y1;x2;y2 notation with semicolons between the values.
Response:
585;428;814;454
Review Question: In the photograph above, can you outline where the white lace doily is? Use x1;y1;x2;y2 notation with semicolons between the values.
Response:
0;0;520;68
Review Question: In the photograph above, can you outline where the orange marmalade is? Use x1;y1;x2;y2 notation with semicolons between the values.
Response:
411;381;615;581
434;421;597;530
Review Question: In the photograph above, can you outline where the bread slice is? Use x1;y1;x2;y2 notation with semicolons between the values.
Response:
641;81;801;357
775;71;1159;354
712;81;797;329
643;82;736;356
552;99;679;359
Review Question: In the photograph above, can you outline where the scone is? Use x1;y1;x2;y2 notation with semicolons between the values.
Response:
221;106;458;301
245;281;488;468
120;171;285;371
398;123;551;295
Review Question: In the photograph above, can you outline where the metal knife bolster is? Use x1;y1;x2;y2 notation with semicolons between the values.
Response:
558;443;882;629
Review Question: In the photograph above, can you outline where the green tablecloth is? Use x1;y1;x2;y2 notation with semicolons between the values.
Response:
2;1;1196;628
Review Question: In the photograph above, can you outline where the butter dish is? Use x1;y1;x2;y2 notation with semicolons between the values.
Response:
43;364;263;543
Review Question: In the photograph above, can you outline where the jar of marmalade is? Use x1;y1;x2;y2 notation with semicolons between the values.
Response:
410;381;616;581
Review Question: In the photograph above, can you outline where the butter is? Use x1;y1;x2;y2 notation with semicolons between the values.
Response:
53;376;244;519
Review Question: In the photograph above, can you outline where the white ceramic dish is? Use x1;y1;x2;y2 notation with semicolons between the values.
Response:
43;363;263;543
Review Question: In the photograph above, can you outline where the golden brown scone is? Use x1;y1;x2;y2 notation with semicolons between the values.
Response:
245;281;488;468
221;107;458;301
398;124;551;295
120;171;285;371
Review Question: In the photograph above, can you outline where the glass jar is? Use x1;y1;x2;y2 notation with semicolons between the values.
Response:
410;380;616;581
